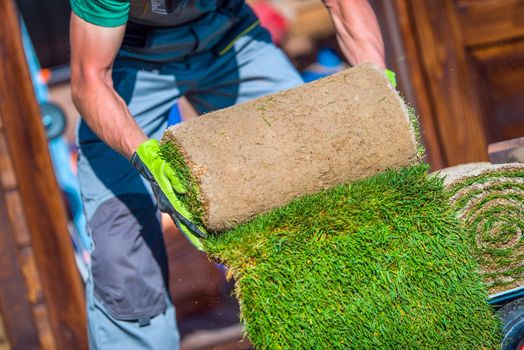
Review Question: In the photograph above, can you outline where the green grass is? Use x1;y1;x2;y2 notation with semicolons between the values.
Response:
160;135;500;348
407;104;426;161
446;167;524;294
160;140;205;227
202;164;500;349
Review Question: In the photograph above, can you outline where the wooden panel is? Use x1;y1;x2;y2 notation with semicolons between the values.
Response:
383;0;524;168
0;134;17;191
488;136;524;163
381;0;446;169
454;0;524;47
471;38;524;65
32;304;57;350
0;316;10;350
0;1;88;348
4;192;31;247
0;192;40;349
406;0;488;166
19;247;44;305
469;40;524;143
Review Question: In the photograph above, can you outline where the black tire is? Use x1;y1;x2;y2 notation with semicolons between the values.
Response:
499;297;524;350
40;102;67;140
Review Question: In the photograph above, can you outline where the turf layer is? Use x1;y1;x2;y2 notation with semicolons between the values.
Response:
160;141;205;227
444;164;524;295
203;165;500;349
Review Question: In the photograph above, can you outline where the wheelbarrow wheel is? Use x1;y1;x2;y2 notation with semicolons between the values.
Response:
499;297;524;350
40;102;67;140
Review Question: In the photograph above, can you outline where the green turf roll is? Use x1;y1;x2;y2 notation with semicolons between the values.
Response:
203;165;500;349
161;64;419;232
440;162;524;295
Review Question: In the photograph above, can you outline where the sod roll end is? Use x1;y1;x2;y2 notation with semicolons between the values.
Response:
162;63;418;232
439;162;524;294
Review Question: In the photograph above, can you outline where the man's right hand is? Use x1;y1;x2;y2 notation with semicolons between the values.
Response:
131;139;206;250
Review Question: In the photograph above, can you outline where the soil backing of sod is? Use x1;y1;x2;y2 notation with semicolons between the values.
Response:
162;64;418;232
440;162;524;295
202;165;500;349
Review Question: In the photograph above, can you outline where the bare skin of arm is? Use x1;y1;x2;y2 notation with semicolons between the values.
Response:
323;0;385;67
70;13;147;159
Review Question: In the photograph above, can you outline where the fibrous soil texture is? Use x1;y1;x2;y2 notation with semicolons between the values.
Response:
201;165;500;349
441;162;524;295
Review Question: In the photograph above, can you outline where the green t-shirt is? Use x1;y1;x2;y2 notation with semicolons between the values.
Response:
71;0;130;27
71;0;229;28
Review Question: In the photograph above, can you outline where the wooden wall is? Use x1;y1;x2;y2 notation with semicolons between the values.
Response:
375;0;524;169
0;1;87;349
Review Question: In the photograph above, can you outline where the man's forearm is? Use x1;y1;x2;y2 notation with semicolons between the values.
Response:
71;75;147;159
324;0;385;67
70;14;145;159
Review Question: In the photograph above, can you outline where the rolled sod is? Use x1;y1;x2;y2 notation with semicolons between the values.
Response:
161;63;418;232
203;165;500;349
439;162;524;295
160;65;500;347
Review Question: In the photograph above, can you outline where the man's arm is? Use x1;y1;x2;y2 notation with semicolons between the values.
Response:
70;13;146;159
323;0;385;68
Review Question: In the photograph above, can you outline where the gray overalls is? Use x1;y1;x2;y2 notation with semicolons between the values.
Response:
77;1;303;348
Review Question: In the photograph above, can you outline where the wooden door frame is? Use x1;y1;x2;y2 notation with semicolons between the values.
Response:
0;0;87;348
375;0;489;169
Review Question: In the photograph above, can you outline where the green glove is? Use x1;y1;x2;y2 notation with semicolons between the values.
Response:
131;139;206;251
385;69;397;88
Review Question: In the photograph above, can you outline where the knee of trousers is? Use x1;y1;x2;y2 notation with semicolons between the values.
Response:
88;193;169;322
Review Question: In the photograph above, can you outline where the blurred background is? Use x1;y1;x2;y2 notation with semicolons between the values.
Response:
1;0;523;349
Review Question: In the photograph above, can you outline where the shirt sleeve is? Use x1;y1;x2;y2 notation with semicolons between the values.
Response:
71;0;131;27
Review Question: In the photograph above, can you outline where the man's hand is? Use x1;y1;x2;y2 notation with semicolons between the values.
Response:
323;0;385;68
131;139;206;250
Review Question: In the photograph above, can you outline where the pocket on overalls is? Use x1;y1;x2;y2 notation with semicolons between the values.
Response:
89;195;168;322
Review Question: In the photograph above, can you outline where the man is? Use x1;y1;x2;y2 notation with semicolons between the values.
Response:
70;0;386;348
